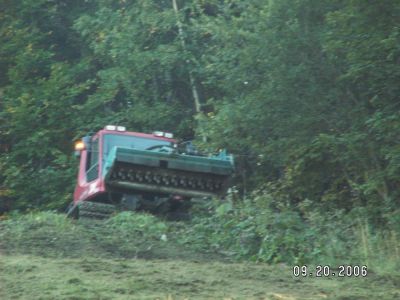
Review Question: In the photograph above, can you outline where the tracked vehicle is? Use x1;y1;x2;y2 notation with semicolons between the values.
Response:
67;125;234;218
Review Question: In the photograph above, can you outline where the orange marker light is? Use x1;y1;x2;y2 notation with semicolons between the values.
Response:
74;141;85;151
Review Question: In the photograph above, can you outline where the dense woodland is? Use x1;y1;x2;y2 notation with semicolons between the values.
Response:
0;0;399;266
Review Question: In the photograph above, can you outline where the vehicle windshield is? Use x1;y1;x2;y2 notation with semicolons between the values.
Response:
103;134;171;157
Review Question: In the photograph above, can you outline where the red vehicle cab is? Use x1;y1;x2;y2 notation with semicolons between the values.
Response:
73;125;176;205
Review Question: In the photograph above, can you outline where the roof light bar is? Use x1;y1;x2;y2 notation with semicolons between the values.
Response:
153;131;164;137
105;125;116;131
104;125;127;131
152;131;174;138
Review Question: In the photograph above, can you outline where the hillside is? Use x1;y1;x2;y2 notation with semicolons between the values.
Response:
0;212;399;299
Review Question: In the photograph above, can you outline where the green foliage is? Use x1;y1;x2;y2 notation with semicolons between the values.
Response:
0;0;398;269
3;211;74;231
0;211;78;257
0;211;172;259
106;211;168;239
176;194;399;273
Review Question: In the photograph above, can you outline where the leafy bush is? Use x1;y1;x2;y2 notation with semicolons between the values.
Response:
176;198;261;259
106;211;168;239
176;191;400;273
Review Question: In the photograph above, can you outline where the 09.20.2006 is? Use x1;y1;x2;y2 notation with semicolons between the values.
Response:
293;265;368;277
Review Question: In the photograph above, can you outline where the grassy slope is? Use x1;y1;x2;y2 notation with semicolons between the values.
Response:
0;212;399;300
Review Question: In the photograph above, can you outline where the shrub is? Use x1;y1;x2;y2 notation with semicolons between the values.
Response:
106;211;168;239
177;191;400;272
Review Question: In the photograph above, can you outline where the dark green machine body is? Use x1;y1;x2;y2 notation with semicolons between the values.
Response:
104;146;234;198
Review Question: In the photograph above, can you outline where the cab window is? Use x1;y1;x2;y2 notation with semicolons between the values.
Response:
86;138;99;181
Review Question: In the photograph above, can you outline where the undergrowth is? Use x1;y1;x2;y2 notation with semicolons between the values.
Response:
0;197;398;277
177;193;400;276
0;211;173;259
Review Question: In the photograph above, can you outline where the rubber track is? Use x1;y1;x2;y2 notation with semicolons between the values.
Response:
77;201;116;220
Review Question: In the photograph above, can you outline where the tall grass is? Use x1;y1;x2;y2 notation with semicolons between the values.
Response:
0;204;398;276
176;194;400;276
356;223;399;275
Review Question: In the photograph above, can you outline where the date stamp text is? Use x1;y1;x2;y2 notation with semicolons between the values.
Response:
293;265;368;278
